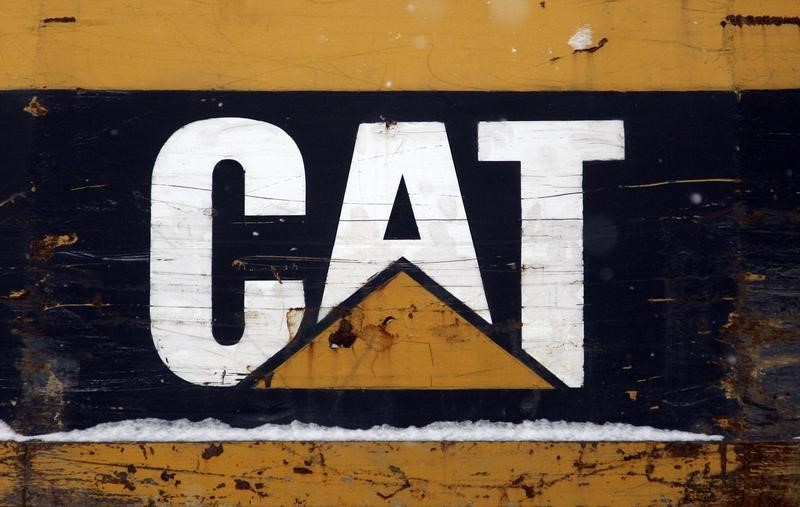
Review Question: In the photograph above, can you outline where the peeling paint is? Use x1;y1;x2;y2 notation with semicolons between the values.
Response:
568;25;594;51
28;233;78;261
23;97;47;117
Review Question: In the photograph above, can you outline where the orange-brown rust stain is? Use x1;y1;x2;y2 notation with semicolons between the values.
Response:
267;272;552;389
28;233;78;261
23;96;47;117
4;442;800;505
719;310;800;438
15;442;739;506
0;444;22;505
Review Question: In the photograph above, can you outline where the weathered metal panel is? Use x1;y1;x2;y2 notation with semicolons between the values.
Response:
0;90;748;433
0;1;798;505
0;442;791;505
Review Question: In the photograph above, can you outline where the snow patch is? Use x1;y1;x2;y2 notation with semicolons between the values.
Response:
568;25;593;51
0;419;722;442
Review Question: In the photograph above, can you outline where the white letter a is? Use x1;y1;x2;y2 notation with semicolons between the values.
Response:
321;122;491;322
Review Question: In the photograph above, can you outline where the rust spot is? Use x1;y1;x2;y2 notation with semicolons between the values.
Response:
232;259;247;270
99;471;135;491
234;478;251;489
328;317;357;348
29;233;78;261
573;37;608;54
626;390;638;401
23;97;48;117
3;289;29;300
385;119;397;129
293;466;313;474
664;443;704;459
511;474;536;498
721;15;800;28
742;272;766;282
360;319;398;351
201;443;224;460
41;16;76;24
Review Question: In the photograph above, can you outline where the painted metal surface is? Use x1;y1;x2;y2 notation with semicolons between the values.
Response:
0;0;798;504
0;441;796;505
1;90;747;433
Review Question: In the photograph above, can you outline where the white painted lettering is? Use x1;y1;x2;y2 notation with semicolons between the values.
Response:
478;120;625;387
321;122;491;322
150;118;305;386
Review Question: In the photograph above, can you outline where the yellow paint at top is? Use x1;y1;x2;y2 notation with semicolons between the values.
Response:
0;0;798;91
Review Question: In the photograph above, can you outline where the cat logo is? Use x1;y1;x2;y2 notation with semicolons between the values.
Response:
149;119;624;390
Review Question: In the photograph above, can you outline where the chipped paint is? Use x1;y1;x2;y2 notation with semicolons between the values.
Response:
0;441;790;505
22;96;47;117
568;25;594;51
28;233;77;261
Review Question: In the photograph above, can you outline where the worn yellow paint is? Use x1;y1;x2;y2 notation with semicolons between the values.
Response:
14;441;736;505
0;441;793;505
0;0;797;91
0;444;21;503
267;272;552;389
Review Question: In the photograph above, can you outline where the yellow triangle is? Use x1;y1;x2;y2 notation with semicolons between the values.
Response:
263;272;553;389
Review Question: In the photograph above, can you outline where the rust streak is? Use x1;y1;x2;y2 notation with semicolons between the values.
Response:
722;15;800;28
573;37;608;54
201;444;224;460
41;16;76;24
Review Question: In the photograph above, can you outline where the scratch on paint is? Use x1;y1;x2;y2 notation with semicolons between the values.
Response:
0;191;27;207
620;178;741;189
44;294;108;311
70;184;108;191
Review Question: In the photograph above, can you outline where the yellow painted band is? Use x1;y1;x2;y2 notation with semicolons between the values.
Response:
0;0;798;91
0;441;793;505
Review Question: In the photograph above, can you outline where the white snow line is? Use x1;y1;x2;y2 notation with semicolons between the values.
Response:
0;419;723;443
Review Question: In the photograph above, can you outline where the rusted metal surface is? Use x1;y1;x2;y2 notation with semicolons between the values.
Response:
0;441;791;505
